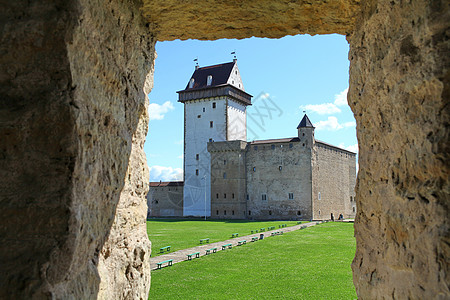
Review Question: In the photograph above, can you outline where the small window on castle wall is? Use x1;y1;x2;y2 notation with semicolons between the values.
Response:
271;145;275;150
216;193;219;199
197;115;201;118
319;210;321;215
232;210;235;215
248;210;251;215
207;75;212;86
203;107;205;112
216;210;219;215
350;196;352;202
289;143;293;148
289;193;294;200
232;193;235;199
246;194;249;200
297;210;301;215
223;172;227;179
212;102;216;108
302;133;305;136
318;192;321;200
196;154;199;160
253;167;256;172
224;193;226;198
224;210;227;215
353;207;356;212
279;166;282;171
262;194;267;201
224;160;227;165
209;138;213;142
210;121;213;128
269;210;272;215
254;146;257;150
155;200;158;204
196;169;199;176
303;143;305;147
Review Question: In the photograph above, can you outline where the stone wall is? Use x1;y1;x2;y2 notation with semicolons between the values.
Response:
246;140;313;220
0;0;154;298
312;142;357;220
147;183;183;217
348;0;449;298
209;141;247;219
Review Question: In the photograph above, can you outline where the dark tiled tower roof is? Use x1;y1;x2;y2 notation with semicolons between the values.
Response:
297;114;314;128
183;62;235;90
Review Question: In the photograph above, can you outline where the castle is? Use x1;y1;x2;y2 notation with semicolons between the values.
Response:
147;60;357;220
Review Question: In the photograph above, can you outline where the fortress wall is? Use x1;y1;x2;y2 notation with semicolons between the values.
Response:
147;185;183;217
209;141;247;219
246;141;312;220
312;143;356;220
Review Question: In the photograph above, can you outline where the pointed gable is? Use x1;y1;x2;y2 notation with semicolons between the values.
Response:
297;114;314;128
184;62;235;90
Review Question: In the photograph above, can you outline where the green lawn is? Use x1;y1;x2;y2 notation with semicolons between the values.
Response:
147;218;304;256
149;222;356;299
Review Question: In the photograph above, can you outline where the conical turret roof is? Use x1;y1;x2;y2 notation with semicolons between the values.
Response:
297;114;314;129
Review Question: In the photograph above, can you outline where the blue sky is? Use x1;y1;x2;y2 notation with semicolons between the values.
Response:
145;34;358;181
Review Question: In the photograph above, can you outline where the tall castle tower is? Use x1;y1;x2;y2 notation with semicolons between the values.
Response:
177;60;252;216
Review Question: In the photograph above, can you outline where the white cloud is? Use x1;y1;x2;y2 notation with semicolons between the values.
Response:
302;103;341;115
314;116;355;131
174;139;183;145
299;88;348;115
149;166;183;182
148;101;174;121
177;154;183;159
333;88;348;106
345;144;358;153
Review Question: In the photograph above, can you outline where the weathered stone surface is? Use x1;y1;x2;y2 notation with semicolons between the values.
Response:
141;0;361;41
348;0;449;298
0;0;154;298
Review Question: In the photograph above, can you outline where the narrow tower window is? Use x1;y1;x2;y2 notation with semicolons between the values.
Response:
195;169;199;176
196;154;199;160
289;193;294;200
210;121;213;128
212;102;216;109
207;75;212;86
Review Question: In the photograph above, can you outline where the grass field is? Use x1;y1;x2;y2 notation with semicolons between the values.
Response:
147;218;304;256
149;222;356;299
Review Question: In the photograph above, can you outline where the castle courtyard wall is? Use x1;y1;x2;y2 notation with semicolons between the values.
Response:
147;183;183;217
246;140;312;220
312;142;357;220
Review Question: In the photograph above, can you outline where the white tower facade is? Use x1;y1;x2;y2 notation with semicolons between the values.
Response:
178;61;251;216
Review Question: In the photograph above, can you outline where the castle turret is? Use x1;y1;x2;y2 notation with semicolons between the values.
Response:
177;61;252;217
297;114;315;147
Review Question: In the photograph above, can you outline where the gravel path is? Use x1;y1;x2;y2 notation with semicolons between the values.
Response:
150;221;325;270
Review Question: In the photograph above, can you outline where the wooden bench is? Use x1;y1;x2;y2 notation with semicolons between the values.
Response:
271;232;276;236
231;233;239;238
187;252;200;260
200;238;210;244
222;243;232;250
297;221;302;225
156;259;173;269
205;247;217;255
237;240;247;246
268;226;275;230
280;231;283;235
260;228;265;232
251;237;258;242
159;246;171;253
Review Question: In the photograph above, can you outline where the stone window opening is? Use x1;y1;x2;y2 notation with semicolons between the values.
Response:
269;210;272;215
297;210;301;215
319;210;321;215
232;210;235;215
271;145;275;150
289;193;294;200
253;167;256;172
279;166;282;171
212;102;216;109
203;107;205;112
224;159;227;165
196;154;199;160
155;200;158;204
210;121;213;128
232;193;235;198
254;146;257;150
246;194;249;200
224;210;226;215
350;196;353;202
196;169;199;175
248;211;251;216
209;138;213;142
197;115;201;118
262;194;267;201
216;193;219;199
224;193;226;198
353;207;356;212
303;143;305;147
318;192;321;200
223;172;226;179
216;210;219;215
